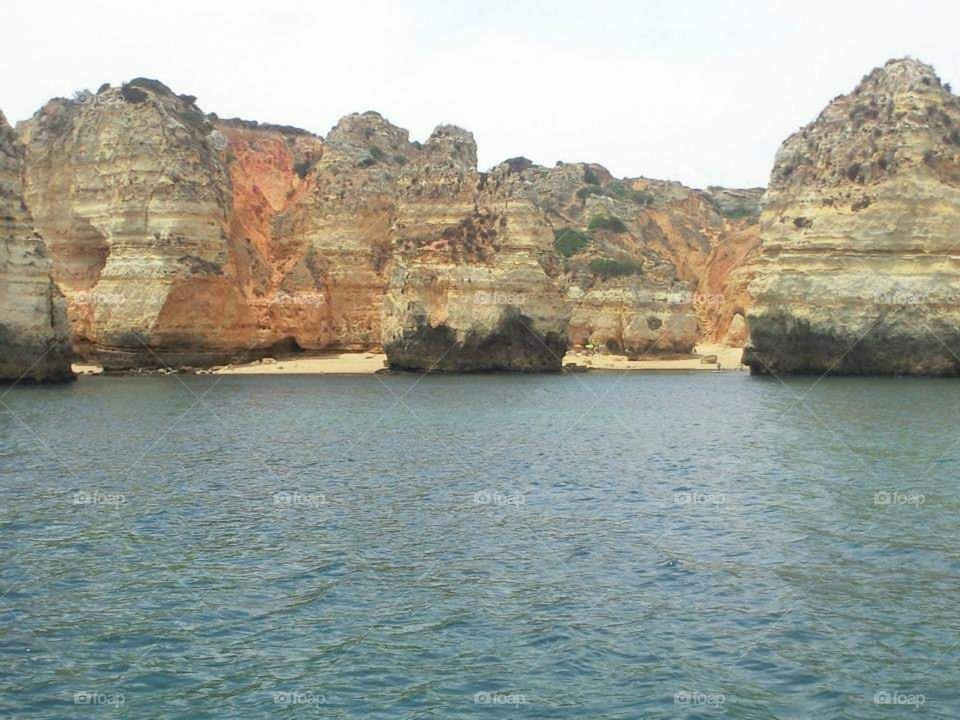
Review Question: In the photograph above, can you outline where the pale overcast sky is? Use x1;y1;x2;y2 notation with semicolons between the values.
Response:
4;0;959;188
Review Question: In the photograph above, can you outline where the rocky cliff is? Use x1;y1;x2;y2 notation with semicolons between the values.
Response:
12;78;760;372
268;111;407;353
20;80;254;369
517;161;759;355
383;128;569;371
0;110;73;382
745;58;960;376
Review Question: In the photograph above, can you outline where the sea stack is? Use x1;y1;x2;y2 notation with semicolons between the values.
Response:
0;110;74;382
745;58;960;376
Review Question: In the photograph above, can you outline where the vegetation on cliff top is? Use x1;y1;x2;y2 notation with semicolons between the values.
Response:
576;180;652;205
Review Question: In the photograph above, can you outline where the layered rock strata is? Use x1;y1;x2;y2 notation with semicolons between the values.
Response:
269;111;408;352
745;58;960;376
20;81;252;368
0;111;74;382
382;128;570;371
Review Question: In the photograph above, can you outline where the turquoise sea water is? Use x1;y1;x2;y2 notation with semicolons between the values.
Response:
1;372;959;718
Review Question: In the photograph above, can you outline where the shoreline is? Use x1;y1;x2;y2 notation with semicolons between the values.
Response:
72;345;744;376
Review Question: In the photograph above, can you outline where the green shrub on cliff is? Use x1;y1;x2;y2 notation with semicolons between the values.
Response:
587;215;628;233
605;180;653;205
576;184;604;201
717;206;756;221
120;84;149;104
576;180;651;205
588;258;642;278
367;145;386;162
554;228;590;257
294;160;314;178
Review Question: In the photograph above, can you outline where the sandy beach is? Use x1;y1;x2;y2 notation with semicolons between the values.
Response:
563;344;744;372
73;346;743;376
212;353;387;374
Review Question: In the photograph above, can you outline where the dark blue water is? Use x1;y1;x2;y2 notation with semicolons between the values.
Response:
1;372;958;718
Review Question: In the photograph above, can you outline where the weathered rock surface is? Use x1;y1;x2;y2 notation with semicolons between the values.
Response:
20;80;253;369
215;117;328;351
19;82;336;369
519;161;759;354
745;58;960;376
269;111;407;352
0;110;74;382
382;128;570;371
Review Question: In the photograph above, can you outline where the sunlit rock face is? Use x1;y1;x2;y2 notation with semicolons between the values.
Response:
19;80;256;369
19;80;335;368
0;110;74;382
383;128;570;372
745;58;960;376
269;111;411;352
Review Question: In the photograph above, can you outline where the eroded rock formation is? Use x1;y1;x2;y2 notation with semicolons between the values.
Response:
745;58;960;376
11;77;761;371
20;80;254;369
269;111;407;352
383;128;570;371
0;111;73;382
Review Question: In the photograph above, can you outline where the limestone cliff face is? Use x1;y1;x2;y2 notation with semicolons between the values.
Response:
696;192;761;346
20;80;256;368
269;112;410;351
382;128;570;371
214;118;325;349
19;82;336;368
745;58;960;376
521;162;759;354
0;111;73;382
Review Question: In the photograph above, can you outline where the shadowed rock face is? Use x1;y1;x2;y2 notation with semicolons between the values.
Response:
746;58;960;377
385;310;567;372
0;111;74;382
746;309;960;376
